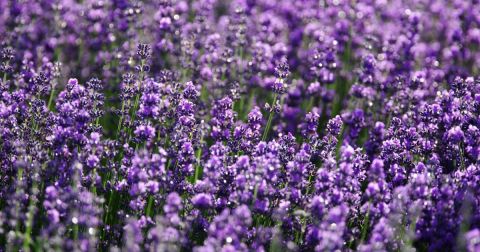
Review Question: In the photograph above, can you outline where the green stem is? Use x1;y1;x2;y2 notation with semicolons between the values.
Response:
305;172;315;195
238;97;245;118
193;155;202;183
125;60;145;141
73;222;79;242
116;101;126;136
262;93;278;141
91;168;98;196
47;85;56;111
14;168;24;235
103;75;136;231
252;184;259;207
243;90;255;121
146;195;154;217
130;94;141;125
360;207;370;243
101;191;115;242
305;96;315;112
22;176;38;251
193;135;204;183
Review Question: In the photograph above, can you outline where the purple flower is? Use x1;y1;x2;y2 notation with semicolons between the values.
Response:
192;193;213;209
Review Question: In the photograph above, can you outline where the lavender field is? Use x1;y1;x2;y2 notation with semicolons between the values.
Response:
1;0;480;251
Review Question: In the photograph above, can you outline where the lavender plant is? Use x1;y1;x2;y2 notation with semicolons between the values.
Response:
1;0;480;251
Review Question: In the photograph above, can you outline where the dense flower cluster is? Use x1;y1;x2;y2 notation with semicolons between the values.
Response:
1;0;480;251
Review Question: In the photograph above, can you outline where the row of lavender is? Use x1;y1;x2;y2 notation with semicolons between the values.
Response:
1;0;480;251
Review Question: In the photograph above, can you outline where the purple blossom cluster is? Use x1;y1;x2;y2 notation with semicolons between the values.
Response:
1;0;480;251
